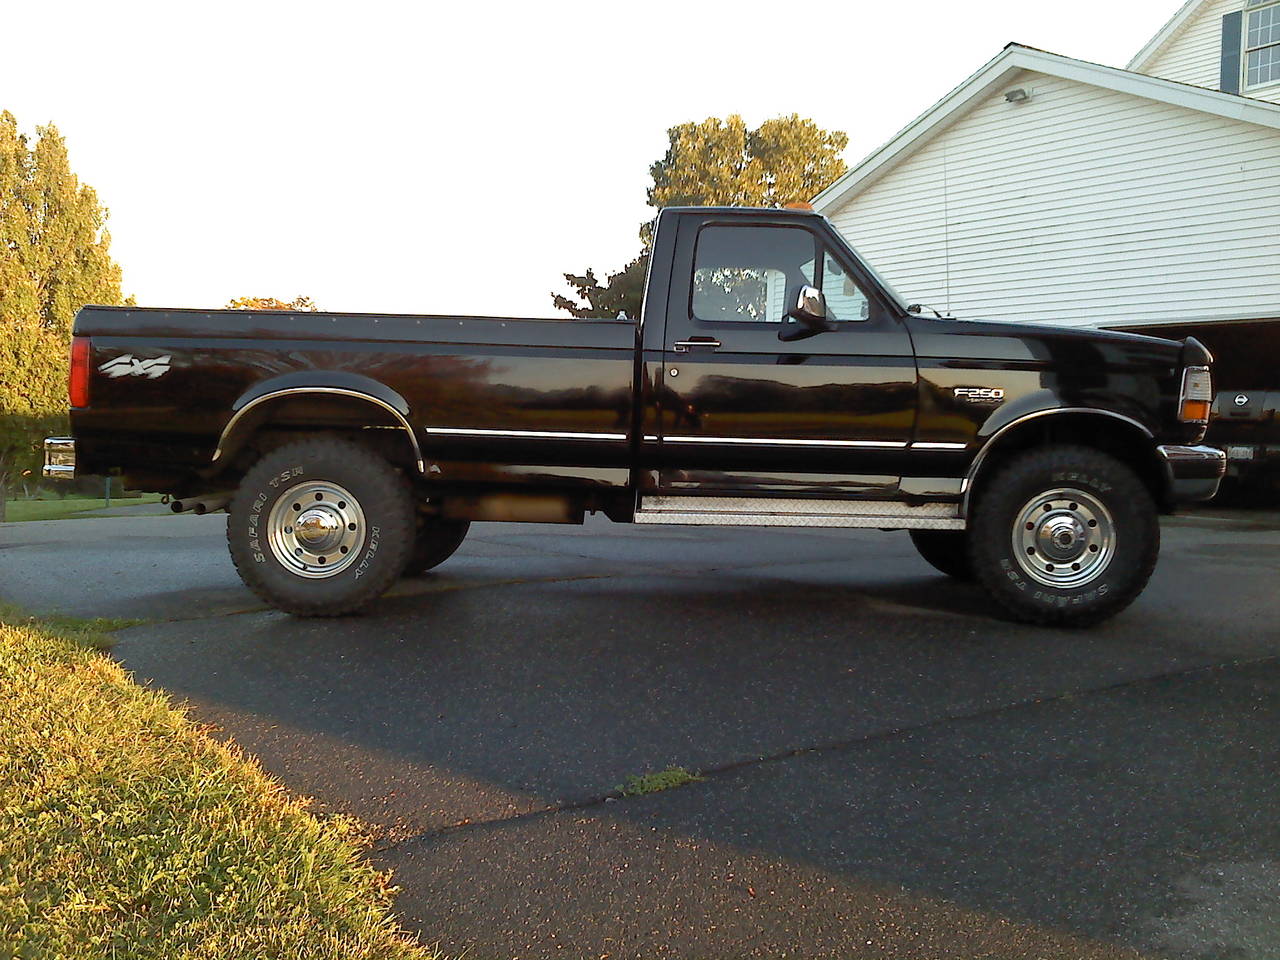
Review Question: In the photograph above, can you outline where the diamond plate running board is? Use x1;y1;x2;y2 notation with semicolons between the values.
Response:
633;496;964;530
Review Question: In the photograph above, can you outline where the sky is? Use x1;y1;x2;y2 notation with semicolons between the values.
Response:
5;0;1184;317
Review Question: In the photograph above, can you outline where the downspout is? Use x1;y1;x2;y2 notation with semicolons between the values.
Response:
941;140;952;315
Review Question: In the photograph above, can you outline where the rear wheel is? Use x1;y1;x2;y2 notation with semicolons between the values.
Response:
968;446;1159;627
908;530;973;580
227;436;415;616
405;517;470;576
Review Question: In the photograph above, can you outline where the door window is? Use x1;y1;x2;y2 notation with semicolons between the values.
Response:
690;224;871;325
691;225;816;324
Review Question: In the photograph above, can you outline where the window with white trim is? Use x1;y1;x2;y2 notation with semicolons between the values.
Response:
1246;0;1280;88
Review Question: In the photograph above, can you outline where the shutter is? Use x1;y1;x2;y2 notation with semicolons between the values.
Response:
1221;11;1244;94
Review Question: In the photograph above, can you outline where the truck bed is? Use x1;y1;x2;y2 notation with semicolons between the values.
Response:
72;306;640;492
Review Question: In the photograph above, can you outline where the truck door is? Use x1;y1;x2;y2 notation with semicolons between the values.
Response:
652;217;917;498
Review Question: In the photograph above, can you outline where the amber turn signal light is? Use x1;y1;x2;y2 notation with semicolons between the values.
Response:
1180;399;1211;422
1178;365;1212;423
69;336;91;408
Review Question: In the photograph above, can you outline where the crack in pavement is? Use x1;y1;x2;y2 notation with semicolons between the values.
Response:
372;652;1280;854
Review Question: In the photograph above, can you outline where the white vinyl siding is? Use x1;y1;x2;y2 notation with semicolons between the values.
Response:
1142;0;1237;89
1140;0;1280;103
826;70;1280;329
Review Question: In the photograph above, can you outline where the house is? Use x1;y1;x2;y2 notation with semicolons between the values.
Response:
812;1;1280;337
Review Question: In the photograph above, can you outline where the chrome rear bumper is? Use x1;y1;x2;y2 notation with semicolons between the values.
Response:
1157;444;1226;503
43;437;76;480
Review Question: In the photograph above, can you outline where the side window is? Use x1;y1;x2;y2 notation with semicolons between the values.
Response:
821;250;871;322
1246;0;1280;89
692;225;815;324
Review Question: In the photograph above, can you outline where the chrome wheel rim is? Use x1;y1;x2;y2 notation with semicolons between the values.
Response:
267;481;366;579
1012;487;1115;588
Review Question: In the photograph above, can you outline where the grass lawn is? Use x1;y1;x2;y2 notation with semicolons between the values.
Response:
0;608;441;960
3;494;163;522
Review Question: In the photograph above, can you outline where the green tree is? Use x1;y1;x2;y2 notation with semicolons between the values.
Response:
553;114;848;319
550;256;647;320
0;111;126;520
225;295;319;311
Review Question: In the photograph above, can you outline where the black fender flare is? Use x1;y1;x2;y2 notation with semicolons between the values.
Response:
212;372;423;473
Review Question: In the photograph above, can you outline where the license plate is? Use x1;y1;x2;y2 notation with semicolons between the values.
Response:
1227;446;1256;461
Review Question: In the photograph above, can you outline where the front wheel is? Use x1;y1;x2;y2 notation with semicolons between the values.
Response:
968;446;1160;627
227;436;415;616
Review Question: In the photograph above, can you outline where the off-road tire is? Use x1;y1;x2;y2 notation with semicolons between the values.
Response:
909;530;974;580
227;436;415;616
968;445;1160;627
405;517;470;576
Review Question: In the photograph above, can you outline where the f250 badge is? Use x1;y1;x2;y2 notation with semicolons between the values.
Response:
954;387;1005;403
98;354;172;380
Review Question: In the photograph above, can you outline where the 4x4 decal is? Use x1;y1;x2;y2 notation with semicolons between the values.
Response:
98;354;172;380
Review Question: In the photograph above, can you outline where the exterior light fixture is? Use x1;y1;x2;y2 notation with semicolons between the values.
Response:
1005;88;1031;103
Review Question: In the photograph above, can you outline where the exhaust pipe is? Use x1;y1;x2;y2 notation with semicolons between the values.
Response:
171;494;231;515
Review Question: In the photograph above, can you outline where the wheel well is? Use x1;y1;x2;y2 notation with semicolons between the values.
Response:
967;413;1167;511
214;393;422;482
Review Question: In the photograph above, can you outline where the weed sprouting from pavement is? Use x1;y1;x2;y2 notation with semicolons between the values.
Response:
617;766;706;797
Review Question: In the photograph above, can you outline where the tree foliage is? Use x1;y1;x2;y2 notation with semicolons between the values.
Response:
550;256;647;320
553;114;848;320
0;111;126;517
647;114;848;212
225;295;319;312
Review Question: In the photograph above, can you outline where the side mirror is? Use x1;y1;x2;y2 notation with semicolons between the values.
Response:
779;284;836;342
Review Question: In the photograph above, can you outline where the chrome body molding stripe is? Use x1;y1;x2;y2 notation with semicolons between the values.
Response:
663;436;909;448
214;387;425;473
425;427;628;441
960;407;1154;510
634;496;964;530
911;442;968;450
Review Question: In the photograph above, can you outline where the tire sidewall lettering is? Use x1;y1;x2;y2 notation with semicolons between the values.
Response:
1050;469;1111;494
248;492;269;563
353;526;381;580
999;558;1028;592
250;467;304;562
268;466;306;489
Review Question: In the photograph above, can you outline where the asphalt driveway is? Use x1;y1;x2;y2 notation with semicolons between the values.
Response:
2;510;1278;959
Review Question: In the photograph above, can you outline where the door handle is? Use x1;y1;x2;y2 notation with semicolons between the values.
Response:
672;338;722;353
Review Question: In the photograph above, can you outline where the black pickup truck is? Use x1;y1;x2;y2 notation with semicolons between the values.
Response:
44;206;1224;626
